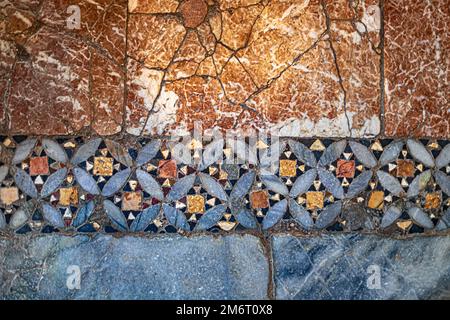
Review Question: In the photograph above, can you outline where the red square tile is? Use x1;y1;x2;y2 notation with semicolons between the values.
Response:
29;156;49;176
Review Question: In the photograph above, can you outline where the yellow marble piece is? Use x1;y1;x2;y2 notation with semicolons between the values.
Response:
59;187;78;206
368;191;384;209
306;191;324;210
187;195;205;214
0;187;19;205
122;192;142;211
93;157;114;176
424;193;441;209
279;159;297;177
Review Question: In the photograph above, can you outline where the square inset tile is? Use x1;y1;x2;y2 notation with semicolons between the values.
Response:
368;191;384;210
59;187;78;206
158;160;177;179
94;157;114;176
424;193;441;210
306;191;324;210
280;160;297;177
336;160;355;178
122;192;142;211
250;190;269;209
29;156;49;176
187;195;205;214
396;160;415;177
0;187;19;205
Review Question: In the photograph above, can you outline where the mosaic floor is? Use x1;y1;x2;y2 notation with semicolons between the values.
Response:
0;136;449;235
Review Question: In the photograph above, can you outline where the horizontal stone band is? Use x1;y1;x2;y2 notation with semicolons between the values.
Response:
0;136;449;235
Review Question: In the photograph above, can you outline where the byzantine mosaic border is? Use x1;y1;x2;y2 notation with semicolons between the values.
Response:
0;135;449;235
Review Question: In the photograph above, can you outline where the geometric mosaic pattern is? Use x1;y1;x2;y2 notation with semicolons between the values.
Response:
0;136;449;235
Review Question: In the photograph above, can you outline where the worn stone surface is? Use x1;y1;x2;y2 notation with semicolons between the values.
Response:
385;0;450;138
1;0;126;135
0;233;269;300
125;0;382;137
273;234;450;300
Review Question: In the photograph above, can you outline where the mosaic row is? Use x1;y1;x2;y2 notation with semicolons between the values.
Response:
0;136;449;235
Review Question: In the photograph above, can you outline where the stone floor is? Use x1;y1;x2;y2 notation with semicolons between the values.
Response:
0;0;449;300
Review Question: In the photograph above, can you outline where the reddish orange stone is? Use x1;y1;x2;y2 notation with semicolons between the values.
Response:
250;190;269;209
158;160;177;179
336;160;355;178
396;160;415;177
179;0;208;28
29;157;49;176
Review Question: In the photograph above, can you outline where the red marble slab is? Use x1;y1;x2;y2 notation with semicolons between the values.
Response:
385;0;449;138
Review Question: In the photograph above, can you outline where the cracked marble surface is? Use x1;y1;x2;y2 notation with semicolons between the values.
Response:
0;0;387;137
385;0;449;138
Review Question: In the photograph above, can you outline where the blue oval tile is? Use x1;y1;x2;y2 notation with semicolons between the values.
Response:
318;140;346;167
379;140;404;166
73;167;100;195
436;144;450;169
260;174;289;196
198;173;228;201
102;168;132;197
136;169;164;200
71;138;102;165
346;170;372;198
318;167;344;199
288;140;317;168
72;201;95;228
194;204;227;231
198;139;224;171
103;200;128;232
131;204;161;232
315;201;342;229
235;208;258;229
289;169;317;198
262;199;287;230
167;174;196;202
41;168;67;198
406;139;435;168
12;138;37;164
42;138;68;163
42;203;65;229
230;170;256;200
14;168;38;198
349;141;377;168
289;200;314;230
136;139;161;166
105;139;133;167
407;204;434;229
376;170;404;196
162;204;190;231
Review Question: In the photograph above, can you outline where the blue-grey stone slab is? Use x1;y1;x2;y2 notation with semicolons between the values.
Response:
272;234;450;300
0;234;269;300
